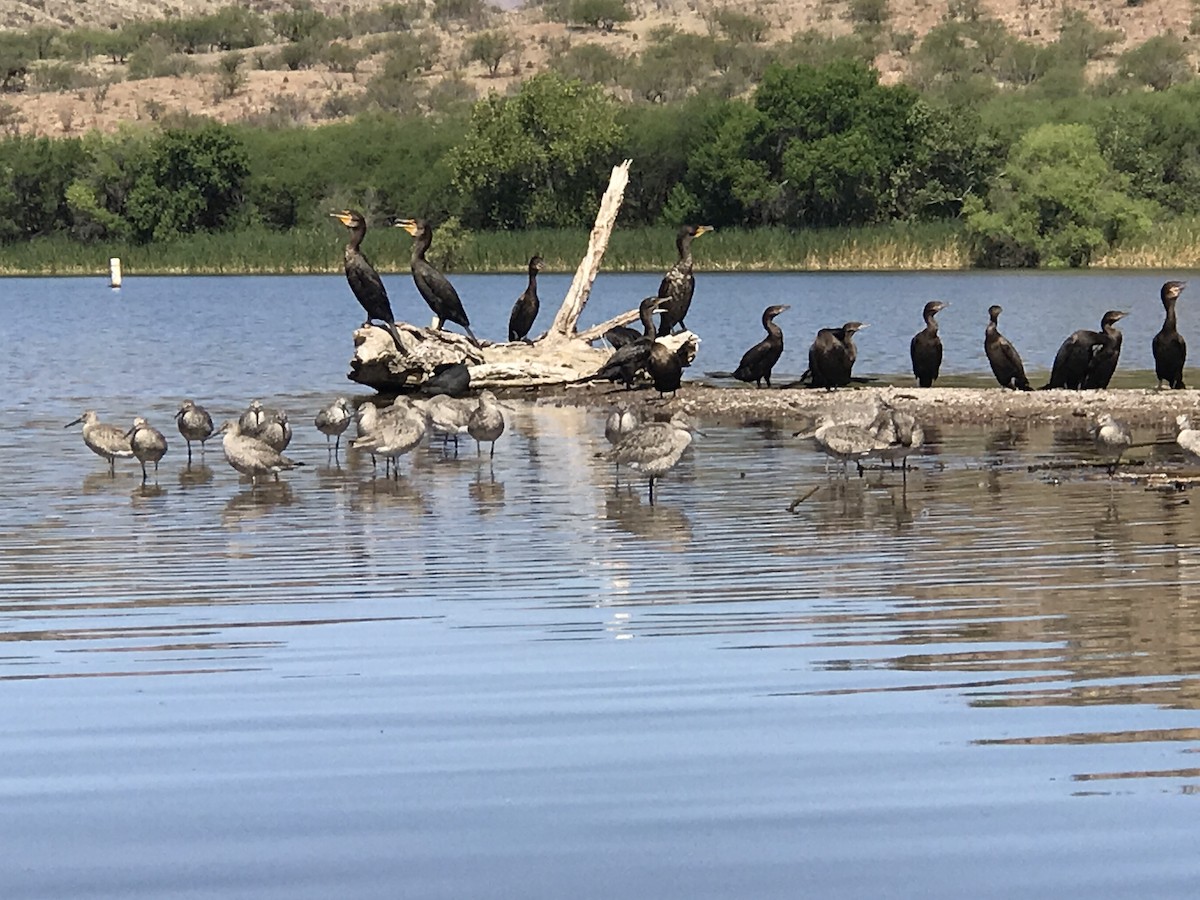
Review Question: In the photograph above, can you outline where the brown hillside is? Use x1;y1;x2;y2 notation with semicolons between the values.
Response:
0;0;1194;138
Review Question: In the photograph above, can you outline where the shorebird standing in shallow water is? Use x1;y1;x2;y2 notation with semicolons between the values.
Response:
174;400;214;465
351;398;427;478
414;394;472;452
608;411;696;504
315;397;355;456
1092;413;1133;475
66;410;133;473
1175;415;1200;465
467;391;506;458
870;404;925;484
126;417;168;482
218;419;304;486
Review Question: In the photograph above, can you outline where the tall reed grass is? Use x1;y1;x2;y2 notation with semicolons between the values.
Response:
1094;218;1200;269
0;222;969;276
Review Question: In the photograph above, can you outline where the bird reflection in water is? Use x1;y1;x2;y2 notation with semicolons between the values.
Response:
81;471;127;494
130;483;167;506
469;469;505;514
353;477;428;516
178;464;214;489
222;482;295;525
603;490;692;549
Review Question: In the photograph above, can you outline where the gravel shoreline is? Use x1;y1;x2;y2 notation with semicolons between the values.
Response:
528;383;1200;428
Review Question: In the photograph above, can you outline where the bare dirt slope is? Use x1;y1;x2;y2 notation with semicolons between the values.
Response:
0;0;1194;138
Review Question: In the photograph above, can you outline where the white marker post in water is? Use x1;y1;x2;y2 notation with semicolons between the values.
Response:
109;257;122;289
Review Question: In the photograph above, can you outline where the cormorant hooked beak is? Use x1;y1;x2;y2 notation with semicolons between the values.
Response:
329;211;355;227
392;218;420;236
695;225;715;236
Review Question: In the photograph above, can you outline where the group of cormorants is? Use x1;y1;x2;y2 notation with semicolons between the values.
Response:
330;211;1188;395
332;210;487;349
730;280;1187;393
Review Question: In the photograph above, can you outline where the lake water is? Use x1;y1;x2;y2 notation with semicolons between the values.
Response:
4;272;1200;898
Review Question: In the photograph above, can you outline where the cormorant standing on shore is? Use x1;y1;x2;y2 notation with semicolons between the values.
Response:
910;300;947;388
733;304;789;388
656;224;714;336
1153;280;1187;389
984;305;1031;390
1045;310;1126;389
806;322;867;389
508;255;544;342
330;209;404;351
580;296;665;388
393;217;478;344
1082;310;1128;389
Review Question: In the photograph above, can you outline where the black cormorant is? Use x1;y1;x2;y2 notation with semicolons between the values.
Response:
508;255;544;342
581;297;664;389
603;325;641;349
330;209;404;351
733;304;789;388
1082;310;1128;389
806;322;867;389
647;330;696;399
420;362;471;397
984;305;1031;390
910;300;947;388
1046;310;1126;389
656;224;714;336
1153;280;1187;389
393;217;478;344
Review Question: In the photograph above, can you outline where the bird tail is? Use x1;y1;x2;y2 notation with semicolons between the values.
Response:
380;321;404;352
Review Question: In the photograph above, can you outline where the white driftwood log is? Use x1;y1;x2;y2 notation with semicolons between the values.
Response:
347;160;649;392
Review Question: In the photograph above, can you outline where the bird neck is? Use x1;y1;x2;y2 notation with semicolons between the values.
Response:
526;268;539;292
640;307;657;337
411;229;432;263
346;223;366;254
765;317;783;340
676;235;692;265
1163;300;1177;329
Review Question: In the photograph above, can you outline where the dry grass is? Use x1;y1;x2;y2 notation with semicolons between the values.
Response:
0;0;1196;137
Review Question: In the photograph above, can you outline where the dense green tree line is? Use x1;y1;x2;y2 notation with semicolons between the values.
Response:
4;63;1200;266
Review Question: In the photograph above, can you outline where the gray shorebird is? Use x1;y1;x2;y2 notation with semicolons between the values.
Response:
608;411;696;504
126;416;168;482
66;410;133;473
413;394;472;451
351;399;427;478
1176;414;1200;464
174;399;214;464
467;391;506;458
870;404;925;482
256;408;292;453
1093;412;1133;475
218;419;304;485
315;397;355;454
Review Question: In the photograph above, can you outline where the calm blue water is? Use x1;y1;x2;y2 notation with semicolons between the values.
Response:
3;273;1200;899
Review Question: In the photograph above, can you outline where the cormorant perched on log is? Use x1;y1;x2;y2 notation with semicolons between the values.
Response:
910;300;947;388
392;217;478;344
579;296;665;389
733;304;789;388
1153;280;1187;389
508;255;544;342
805;322;867;389
656;224;714;336
1045;310;1126;389
984;305;1031;390
1082;310;1127;389
330;209;404;351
